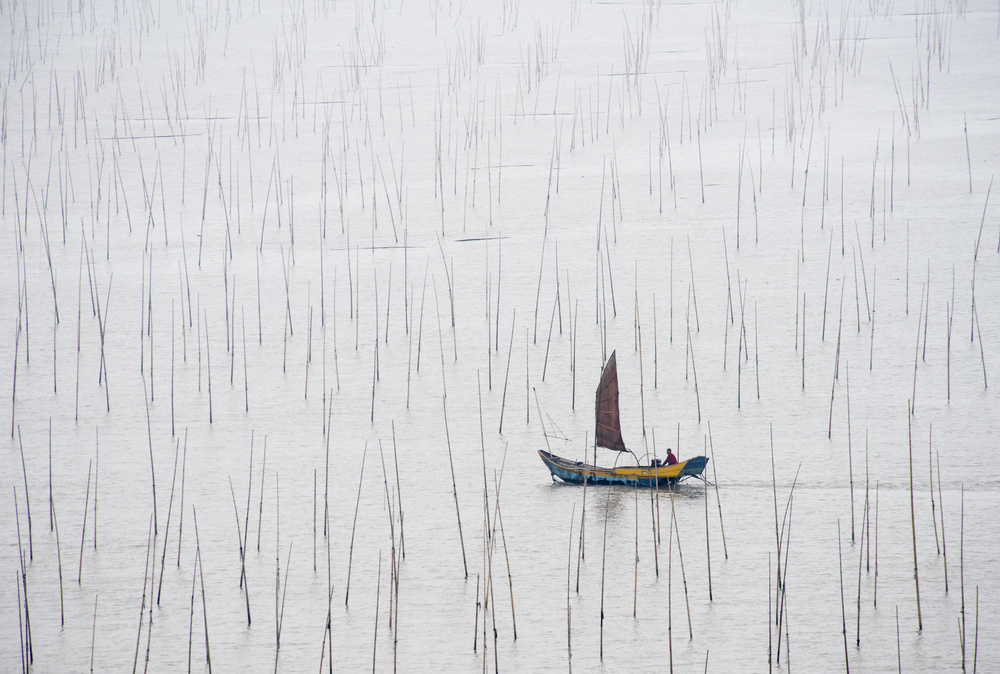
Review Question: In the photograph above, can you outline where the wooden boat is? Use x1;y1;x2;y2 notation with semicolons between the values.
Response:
538;351;709;488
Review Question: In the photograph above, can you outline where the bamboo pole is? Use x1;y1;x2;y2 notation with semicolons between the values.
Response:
599;493;610;659
345;444;368;606
567;506;574;673
133;515;153;673
156;442;180;602
392;423;405;559
372;552;381;674
576;434;588;592
193;509;212;673
53;495;65;627
908;403;922;630
847;364;855;541
498;310;516;434
838;520;849;674
90;594;98;672
708;421;729;559
443;396;468;578
633;479;639;616
687;325;702;421
496;492;517;640
929;424;940;555
142;375;158;535
668;485;674;674
937;447;949;593
856;490;868;646
670;485;694;640
874;480;879;607
17;430;33;560
228;478;251;625
960;484;966;668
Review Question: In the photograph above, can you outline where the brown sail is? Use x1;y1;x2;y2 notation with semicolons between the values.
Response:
595;351;627;452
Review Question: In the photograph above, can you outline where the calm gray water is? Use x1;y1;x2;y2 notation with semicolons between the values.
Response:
2;0;999;671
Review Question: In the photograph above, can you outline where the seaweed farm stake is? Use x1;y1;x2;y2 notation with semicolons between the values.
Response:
193;509;212;673
372;552;381;674
142;375;159;534
17;429;33;559
157;442;180;602
874;480;879;607
960;484;966;668
838;520;849;673
937;447;949;593
856;490;869;646
599;493;610;659
228;478;251;625
345;444;368;605
392;422;406;558
575;433;588;592
703;457;713;600
133;516;153;672
257;437;267;553
847;364;855;541
670;486;694;639
443;395;469;577
176;430;187;566
929;424;940;555
567;506;574;673
908;404;922;630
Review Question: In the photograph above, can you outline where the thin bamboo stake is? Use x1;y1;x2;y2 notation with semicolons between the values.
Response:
575;434;588;592
142;375;158;535
443;396;468;578
599;493;610;660
228;478;251;626
937;447;949;593
52;496;65;627
193;509;212;673
961;484;966;669
345;444;368;606
496;493;518;640
257;437;267;553
838;520;849;674
856;490;868;646
874;480;880;607
134;516;153;674
90;594;97;673
392;423;405;559
567;505;574;673
908;403;923;631
847;364;855;541
175;430;187;566
973;586;979;673
372;552;381;674
498;310;516;433
670;486;694;640
157;442;180;603
929;424;940;555
687;325;702;421
668;496;674;673
633;479;639;616
17;431;33;560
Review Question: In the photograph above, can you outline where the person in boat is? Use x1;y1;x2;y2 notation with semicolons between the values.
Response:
652;449;679;467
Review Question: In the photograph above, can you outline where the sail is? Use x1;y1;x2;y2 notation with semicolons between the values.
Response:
595;351;627;452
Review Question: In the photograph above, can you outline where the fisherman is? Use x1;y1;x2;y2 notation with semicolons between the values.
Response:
652;449;678;467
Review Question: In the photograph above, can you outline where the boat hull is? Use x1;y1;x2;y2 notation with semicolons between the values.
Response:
538;450;708;487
